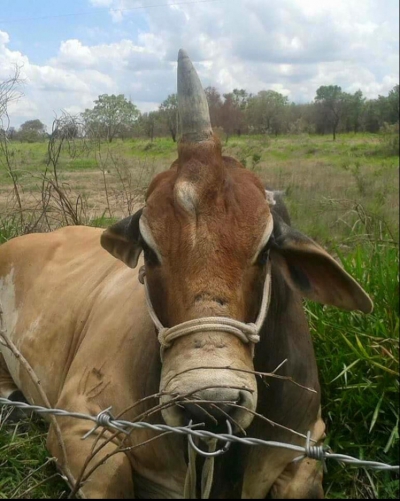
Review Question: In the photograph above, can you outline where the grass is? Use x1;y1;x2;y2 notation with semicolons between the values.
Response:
0;131;398;498
307;239;399;499
0;409;68;499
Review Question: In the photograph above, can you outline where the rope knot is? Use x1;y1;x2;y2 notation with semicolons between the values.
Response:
158;328;171;348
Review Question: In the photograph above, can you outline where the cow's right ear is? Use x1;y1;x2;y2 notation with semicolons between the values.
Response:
270;213;373;313
101;209;143;268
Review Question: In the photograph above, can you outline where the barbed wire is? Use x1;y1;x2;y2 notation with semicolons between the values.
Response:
1;397;398;473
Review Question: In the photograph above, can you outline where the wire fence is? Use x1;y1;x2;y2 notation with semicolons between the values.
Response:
1;397;399;473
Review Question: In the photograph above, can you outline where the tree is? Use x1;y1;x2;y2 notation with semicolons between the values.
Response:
221;89;251;137
314;85;345;140
7;126;17;140
0;67;24;220
159;94;178;142
387;84;399;123
204;87;223;128
139;112;159;142
362;99;381;133
376;85;399;126
247;90;289;135
0;66;22;126
18;119;47;142
82;94;139;142
342;90;366;133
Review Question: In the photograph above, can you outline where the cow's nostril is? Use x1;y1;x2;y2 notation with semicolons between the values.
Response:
179;388;246;427
183;401;236;426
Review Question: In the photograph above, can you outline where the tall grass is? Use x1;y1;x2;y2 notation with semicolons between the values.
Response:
307;235;399;498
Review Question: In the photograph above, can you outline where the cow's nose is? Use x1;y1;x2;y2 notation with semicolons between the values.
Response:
180;388;249;427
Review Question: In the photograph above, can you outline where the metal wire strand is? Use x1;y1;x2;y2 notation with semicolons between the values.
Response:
0;397;398;473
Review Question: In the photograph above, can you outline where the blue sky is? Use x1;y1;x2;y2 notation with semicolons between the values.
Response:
0;0;398;129
0;0;149;62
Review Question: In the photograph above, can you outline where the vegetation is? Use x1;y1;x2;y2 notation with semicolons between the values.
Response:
82;94;140;143
0;132;398;498
1;71;398;143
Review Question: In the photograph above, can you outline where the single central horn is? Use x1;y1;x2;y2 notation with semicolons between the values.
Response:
177;49;213;142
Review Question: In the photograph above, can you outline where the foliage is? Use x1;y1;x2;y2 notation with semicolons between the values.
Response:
137;111;159;142
159;94;178;142
315;85;346;140
82;94;140;142
247;90;289;135
18;119;47;143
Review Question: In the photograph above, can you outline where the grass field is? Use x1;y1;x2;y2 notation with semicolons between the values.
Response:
0;132;398;498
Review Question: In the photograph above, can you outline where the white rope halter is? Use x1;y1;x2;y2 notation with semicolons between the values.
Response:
140;260;272;361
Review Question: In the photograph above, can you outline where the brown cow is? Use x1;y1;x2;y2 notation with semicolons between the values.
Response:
0;50;372;498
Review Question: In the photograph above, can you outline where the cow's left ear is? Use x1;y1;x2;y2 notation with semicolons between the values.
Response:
101;209;143;268
270;218;373;313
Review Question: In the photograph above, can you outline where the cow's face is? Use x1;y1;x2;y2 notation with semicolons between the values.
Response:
138;141;272;429
101;50;373;431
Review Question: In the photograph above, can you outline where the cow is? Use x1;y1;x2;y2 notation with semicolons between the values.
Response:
0;50;373;499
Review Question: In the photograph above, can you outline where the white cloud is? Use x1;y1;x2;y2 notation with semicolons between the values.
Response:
0;0;398;128
0;31;10;45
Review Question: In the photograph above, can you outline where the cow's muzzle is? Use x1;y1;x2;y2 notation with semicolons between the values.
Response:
179;387;254;430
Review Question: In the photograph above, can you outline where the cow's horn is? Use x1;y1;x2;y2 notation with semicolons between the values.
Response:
177;49;212;142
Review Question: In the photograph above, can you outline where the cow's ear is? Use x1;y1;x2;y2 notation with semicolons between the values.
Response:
101;209;143;268
270;217;373;313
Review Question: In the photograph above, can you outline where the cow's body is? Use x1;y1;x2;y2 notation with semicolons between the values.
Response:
0;225;323;499
0;50;372;499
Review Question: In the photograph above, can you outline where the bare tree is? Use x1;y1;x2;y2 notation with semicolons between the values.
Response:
0;66;24;224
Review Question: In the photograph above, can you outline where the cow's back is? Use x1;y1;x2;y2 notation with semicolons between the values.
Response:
0;227;158;409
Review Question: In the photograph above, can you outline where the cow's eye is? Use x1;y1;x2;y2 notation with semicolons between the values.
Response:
256;236;274;267
256;247;270;266
139;235;160;266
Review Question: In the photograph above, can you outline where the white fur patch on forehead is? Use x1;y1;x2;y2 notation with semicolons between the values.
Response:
252;214;274;264
139;216;163;263
174;180;198;215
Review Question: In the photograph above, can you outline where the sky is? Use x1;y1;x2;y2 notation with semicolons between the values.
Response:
0;0;399;129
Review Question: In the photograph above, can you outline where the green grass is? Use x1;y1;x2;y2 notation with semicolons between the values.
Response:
0;410;68;499
0;132;398;498
65;158;98;170
307;239;399;499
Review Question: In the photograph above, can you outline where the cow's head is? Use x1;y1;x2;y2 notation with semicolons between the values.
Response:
101;50;373;432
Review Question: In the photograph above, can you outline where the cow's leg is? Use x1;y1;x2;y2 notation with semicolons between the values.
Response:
0;352;19;399
0;353;30;423
268;413;326;499
47;396;135;499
